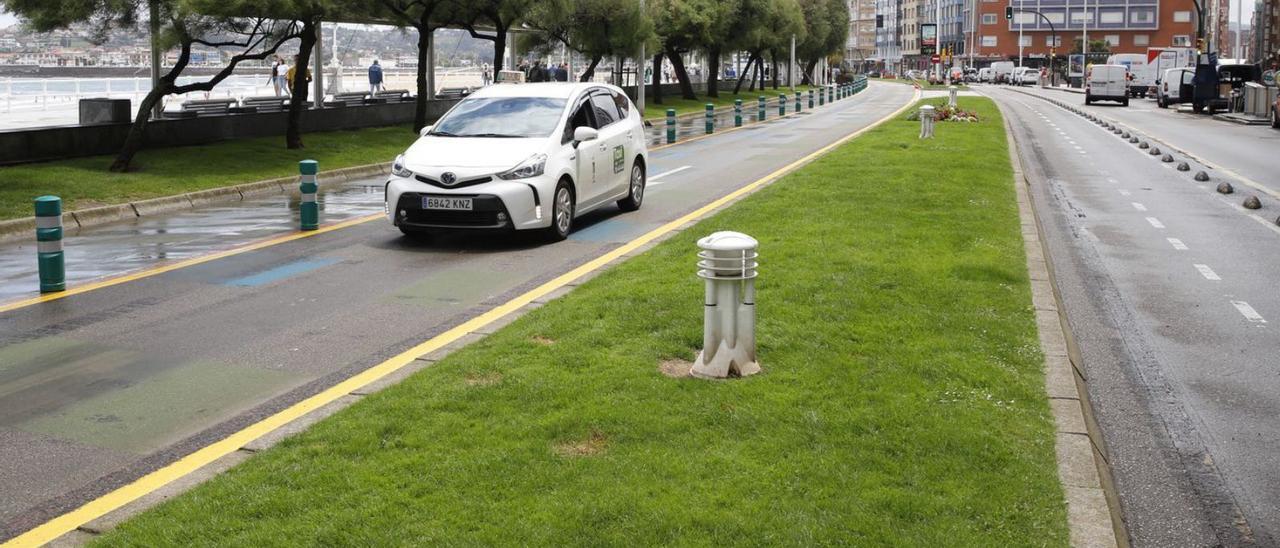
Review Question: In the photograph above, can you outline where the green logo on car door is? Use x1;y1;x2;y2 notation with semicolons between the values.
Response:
613;145;625;174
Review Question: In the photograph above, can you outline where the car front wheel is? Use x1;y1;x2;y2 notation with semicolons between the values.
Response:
546;180;575;241
617;161;645;212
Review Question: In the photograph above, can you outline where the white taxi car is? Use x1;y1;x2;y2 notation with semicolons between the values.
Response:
385;82;649;240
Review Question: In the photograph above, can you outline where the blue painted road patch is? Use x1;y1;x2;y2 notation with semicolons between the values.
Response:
223;258;339;287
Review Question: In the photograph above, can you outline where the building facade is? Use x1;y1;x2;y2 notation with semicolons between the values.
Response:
875;0;904;71
848;0;879;66
971;0;1199;64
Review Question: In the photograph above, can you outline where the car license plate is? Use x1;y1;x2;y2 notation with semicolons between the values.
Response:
423;196;472;210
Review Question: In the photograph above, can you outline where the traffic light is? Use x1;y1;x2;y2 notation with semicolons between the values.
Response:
1196;37;1205;52
1005;6;1014;20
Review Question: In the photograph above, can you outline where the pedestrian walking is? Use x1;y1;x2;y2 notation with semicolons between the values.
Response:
556;63;569;82
271;56;290;96
368;59;384;94
286;55;312;94
482;63;491;86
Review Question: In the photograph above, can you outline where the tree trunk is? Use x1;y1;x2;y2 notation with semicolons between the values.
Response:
748;56;759;92
801;59;817;85
413;25;431;132
666;48;697;100
650;53;663;104
733;53;756;94
706;47;721;98
109;85;166;172
770;51;779;89
580;55;602;82
491;26;507;73
287;19;318;149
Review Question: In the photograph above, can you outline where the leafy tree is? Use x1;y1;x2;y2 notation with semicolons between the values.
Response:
452;0;535;73
519;0;652;83
376;0;450;131
1;0;302;170
649;0;722;100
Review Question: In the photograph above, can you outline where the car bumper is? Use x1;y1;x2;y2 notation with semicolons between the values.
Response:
385;174;554;231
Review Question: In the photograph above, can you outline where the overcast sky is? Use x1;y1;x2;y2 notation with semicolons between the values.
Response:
1;11;17;29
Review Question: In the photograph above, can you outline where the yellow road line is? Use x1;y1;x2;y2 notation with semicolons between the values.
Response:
4;85;917;548
0;214;383;315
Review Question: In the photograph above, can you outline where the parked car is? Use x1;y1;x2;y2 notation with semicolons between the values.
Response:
1085;64;1130;106
1013;67;1040;86
385;82;649;240
1157;67;1194;108
977;67;994;83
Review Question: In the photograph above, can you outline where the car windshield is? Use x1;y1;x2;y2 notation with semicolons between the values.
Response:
431;97;567;138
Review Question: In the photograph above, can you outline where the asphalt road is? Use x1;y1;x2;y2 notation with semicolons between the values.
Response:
0;81;915;540
985;85;1280;546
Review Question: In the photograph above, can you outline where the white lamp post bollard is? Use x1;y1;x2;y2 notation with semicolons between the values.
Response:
948;85;958;108
919;105;935;139
691;231;761;379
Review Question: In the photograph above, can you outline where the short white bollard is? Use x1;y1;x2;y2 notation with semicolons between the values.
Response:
948;85;958;107
691;231;760;379
919;105;935;139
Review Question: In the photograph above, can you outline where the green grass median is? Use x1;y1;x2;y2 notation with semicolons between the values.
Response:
94;97;1068;546
0;126;413;222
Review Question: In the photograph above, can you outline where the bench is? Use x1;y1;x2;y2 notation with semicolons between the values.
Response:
374;89;412;102
433;87;473;100
179;98;236;116
241;95;290;113
325;92;370;107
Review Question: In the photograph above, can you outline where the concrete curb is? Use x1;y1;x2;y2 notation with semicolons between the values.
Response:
0;162;390;244
45;87;920;547
998;102;1128;547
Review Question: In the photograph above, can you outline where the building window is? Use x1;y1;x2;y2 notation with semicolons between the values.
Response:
982;35;998;47
1045;35;1062;47
1045;12;1065;24
982;13;997;24
1173;10;1192;22
1172;34;1191;46
1014;12;1036;24
1071;9;1093;23
1100;11;1124;24
1133;34;1150;46
1019;35;1033;47
1104;34;1120;46
1130;9;1155;24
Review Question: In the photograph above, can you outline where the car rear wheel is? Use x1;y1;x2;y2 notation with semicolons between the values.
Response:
1272;107;1280;129
1122;98;1130;107
617;161;645;212
545;180;575;241
1192;101;1205;113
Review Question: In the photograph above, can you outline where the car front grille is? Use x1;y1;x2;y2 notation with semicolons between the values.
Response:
414;174;494;189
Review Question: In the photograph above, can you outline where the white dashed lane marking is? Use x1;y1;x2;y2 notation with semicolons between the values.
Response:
1232;301;1268;323
1132;202;1147;211
1146;217;1165;228
1167;238;1188;250
1119;189;1132;196
1193;264;1222;281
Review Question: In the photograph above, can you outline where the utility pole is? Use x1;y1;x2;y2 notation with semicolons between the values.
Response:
1018;6;1024;68
313;21;324;109
1235;0;1242;58
790;34;797;92
1082;0;1089;62
936;0;944;80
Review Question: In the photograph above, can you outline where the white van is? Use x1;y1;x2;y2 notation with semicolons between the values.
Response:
1085;65;1130;105
1149;47;1194;91
1156;67;1194;108
1107;53;1153;97
990;61;1015;83
977;67;994;82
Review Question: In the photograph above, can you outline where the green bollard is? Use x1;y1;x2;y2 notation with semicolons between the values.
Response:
299;159;319;231
734;99;743;127
705;103;714;134
758;96;766;121
795;93;802;113
779;94;786;116
829;85;834;103
819;87;825;106
809;89;815;109
666;108;676;144
34;195;65;293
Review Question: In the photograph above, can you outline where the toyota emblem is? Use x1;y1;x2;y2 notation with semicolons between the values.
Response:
441;172;457;186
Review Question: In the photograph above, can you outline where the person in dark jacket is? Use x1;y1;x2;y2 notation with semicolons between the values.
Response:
368;60;384;94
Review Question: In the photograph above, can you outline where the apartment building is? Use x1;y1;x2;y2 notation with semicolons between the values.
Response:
848;0;879;65
875;0;903;71
971;0;1199;63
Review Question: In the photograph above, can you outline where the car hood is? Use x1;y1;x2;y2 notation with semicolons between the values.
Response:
402;136;548;170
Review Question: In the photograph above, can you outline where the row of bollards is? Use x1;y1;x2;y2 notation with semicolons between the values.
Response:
30;159;323;294
667;81;869;143
1030;91;1280;226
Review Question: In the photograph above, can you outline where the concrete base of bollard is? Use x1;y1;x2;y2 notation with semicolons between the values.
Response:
691;340;761;379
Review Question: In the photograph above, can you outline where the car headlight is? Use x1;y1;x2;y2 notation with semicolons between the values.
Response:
392;154;412;178
496;154;547;180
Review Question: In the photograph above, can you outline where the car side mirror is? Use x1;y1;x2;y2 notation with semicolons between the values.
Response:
573;126;598;143
419;125;433;137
